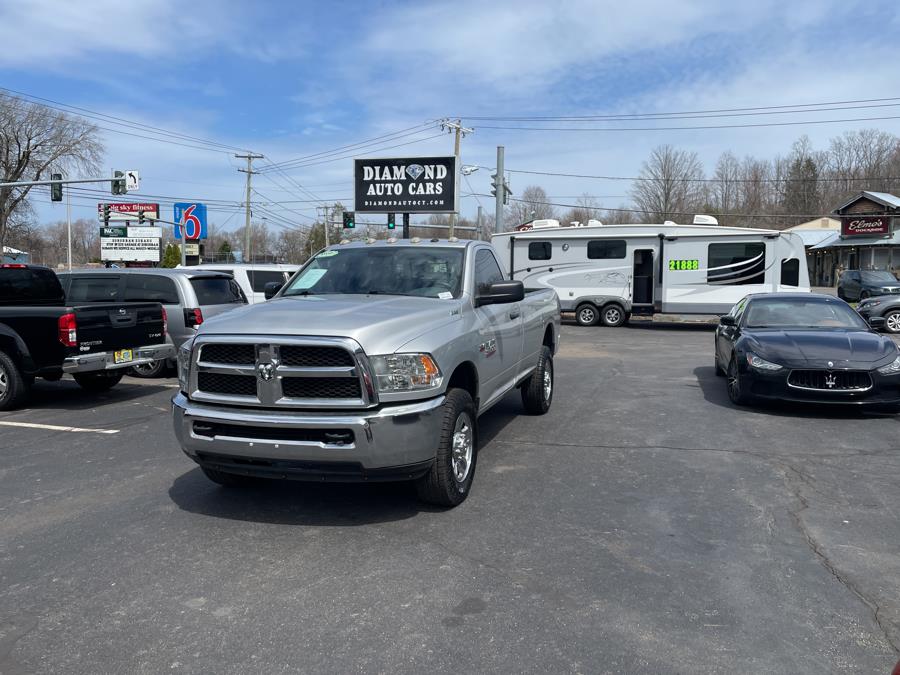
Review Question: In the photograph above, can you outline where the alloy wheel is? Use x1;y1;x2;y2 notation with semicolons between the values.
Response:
0;366;7;397
579;307;596;325
450;412;474;483
542;362;553;404
727;360;741;401
887;312;900;334
604;307;622;325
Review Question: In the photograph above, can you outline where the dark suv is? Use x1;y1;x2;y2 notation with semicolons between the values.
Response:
837;270;900;302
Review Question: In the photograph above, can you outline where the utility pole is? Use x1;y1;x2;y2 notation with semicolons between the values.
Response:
236;153;264;263
494;146;505;235
441;119;473;238
476;205;483;241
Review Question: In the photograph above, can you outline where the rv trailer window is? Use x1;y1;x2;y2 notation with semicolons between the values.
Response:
528;242;552;260
780;259;800;287
707;243;765;285
587;240;626;259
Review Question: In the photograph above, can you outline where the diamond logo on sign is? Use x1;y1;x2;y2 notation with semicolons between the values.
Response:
405;164;425;181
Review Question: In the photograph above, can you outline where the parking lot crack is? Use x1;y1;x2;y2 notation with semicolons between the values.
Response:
779;461;900;655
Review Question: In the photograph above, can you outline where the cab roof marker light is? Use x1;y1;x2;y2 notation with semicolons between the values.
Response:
340;239;350;245
411;237;421;244
387;238;397;243
366;238;376;244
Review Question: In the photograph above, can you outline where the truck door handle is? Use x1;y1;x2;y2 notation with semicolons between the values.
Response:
509;308;521;320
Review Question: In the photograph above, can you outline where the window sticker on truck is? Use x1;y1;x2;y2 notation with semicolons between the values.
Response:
294;268;327;289
316;250;339;258
669;259;699;271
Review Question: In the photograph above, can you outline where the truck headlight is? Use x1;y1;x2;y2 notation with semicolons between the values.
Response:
746;353;782;371
177;338;195;392
370;353;443;392
877;355;900;375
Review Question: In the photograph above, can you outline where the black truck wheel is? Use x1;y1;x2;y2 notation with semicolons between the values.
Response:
73;371;124;393
521;346;554;415
415;388;477;507
0;350;29;411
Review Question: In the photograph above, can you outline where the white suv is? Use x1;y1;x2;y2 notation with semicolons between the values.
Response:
188;263;299;304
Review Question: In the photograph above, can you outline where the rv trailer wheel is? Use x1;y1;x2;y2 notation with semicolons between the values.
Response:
600;303;627;327
575;303;599;326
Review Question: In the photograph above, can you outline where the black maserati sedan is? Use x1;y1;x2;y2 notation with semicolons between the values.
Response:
714;293;900;409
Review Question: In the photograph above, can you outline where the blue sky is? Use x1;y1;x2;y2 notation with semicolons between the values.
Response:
2;0;900;233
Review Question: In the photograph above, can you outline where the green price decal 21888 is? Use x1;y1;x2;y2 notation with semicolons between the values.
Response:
668;259;699;271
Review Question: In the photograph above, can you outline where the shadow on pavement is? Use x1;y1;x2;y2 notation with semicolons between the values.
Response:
692;365;893;419
20;379;171;411
168;467;435;526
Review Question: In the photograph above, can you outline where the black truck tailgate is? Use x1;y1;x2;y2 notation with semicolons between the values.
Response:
72;302;166;354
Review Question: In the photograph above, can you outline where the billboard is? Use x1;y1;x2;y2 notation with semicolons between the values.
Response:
100;237;161;263
841;216;891;237
354;156;457;214
97;202;159;222
173;203;207;239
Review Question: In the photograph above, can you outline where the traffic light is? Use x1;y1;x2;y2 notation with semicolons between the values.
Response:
387;212;396;230
490;173;499;198
138;210;145;225
50;173;63;202
342;211;355;229
112;170;126;195
102;204;110;226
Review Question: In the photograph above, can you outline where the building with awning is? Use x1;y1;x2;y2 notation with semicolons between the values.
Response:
804;192;900;285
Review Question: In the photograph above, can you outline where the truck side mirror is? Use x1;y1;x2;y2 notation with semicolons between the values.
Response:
264;281;283;300
719;315;736;326
476;280;525;307
868;316;886;329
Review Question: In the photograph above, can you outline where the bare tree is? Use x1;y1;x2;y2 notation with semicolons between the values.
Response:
560;194;602;226
0;93;104;248
275;228;308;264
711;151;741;226
630;145;705;222
507;185;555;227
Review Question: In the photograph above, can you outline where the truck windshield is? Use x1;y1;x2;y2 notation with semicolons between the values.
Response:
283;247;464;298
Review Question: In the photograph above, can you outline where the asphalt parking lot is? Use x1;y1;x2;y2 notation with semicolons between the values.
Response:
2;323;900;674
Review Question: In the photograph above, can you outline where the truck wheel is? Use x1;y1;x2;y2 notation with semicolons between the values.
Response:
201;466;257;487
415;388;477;507
73;372;124;393
521;346;553;415
575;303;599;326
129;360;167;378
601;303;627;327
0;350;29;411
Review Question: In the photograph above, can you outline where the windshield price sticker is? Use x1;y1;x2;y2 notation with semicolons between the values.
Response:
316;250;339;258
669;259;699;271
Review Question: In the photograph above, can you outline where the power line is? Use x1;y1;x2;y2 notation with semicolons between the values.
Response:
484;166;900;184
474;115;900;132
272;131;448;172
458;96;900;121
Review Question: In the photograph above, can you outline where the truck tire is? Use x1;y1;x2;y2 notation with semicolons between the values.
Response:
0;350;29;411
201;466;257;487
521;346;553;415
601;303;627;327
575;303;599;326
73;371;124;393
129;360;167;378
415;388;477;507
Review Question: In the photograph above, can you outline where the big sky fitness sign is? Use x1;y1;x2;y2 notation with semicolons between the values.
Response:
354;156;457;214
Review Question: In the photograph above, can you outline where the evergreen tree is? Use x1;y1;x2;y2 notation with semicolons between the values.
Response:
160;243;181;268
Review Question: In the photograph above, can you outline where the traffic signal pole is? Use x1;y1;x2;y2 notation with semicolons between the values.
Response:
494;146;504;235
403;213;410;239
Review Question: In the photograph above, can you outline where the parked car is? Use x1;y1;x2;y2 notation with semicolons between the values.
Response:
714;293;900;410
837;269;900;301
856;295;900;334
173;239;561;506
0;263;173;410
187;264;299;304
58;269;246;378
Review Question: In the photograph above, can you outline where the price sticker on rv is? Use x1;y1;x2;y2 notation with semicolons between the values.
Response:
668;259;699;271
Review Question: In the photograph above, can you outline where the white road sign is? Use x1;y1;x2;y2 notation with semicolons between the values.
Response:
100;237;160;262
125;170;139;192
126;226;162;238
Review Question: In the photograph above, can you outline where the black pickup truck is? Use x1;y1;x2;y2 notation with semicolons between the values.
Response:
0;263;174;410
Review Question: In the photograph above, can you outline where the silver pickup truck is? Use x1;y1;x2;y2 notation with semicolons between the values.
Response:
172;238;560;506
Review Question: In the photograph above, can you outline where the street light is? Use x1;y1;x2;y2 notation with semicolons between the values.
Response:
461;165;480;176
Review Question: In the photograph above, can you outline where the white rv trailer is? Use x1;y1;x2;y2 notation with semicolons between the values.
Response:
491;220;809;326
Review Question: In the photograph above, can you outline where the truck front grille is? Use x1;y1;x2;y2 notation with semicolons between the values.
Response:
190;336;376;409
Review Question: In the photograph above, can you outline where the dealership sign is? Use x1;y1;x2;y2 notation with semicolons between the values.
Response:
841;216;891;237
354;156;457;213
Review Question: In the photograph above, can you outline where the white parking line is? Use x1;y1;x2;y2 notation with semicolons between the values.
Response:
0;421;120;435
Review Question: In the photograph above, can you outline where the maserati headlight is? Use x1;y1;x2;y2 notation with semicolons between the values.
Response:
370;353;443;392
746;353;783;371
877;355;900;375
177;338;195;392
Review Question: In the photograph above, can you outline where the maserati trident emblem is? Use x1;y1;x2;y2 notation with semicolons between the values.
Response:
825;373;836;389
827;361;834;368
405;164;424;181
257;362;275;381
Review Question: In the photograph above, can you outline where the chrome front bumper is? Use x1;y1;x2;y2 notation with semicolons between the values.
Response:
171;392;445;473
63;343;176;373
